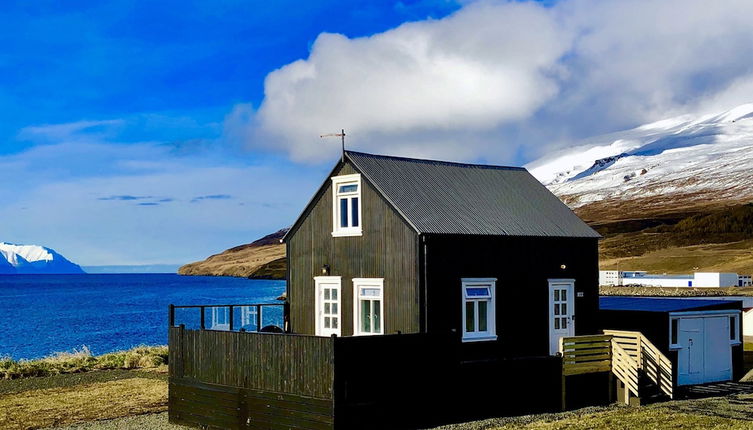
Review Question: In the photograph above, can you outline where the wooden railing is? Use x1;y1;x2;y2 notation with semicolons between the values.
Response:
611;340;640;400
561;331;673;408
605;330;673;399
640;334;673;398
561;335;612;376
169;303;287;332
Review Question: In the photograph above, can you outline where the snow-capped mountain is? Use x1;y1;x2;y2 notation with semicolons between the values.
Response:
0;242;85;274
527;104;753;219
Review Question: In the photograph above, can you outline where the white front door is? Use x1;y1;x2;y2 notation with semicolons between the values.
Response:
549;280;575;355
677;316;732;385
314;276;341;336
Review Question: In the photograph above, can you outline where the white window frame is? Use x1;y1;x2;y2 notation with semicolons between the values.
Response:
314;276;341;337
331;174;362;237
669;310;742;349
211;306;230;331
461;278;497;342
353;278;384;336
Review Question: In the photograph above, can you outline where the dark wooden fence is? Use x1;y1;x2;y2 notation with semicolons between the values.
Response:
169;326;335;430
169;327;563;429
170;326;334;398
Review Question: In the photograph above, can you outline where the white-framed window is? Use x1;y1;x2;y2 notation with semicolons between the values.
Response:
353;278;384;335
314;276;341;336
730;313;741;345
670;317;680;349
461;278;497;342
211;307;230;331
331;174;362;237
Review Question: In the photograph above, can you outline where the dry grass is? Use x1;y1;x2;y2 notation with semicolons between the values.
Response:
0;346;168;380
178;243;285;278
600;239;753;276
0;377;167;430
493;407;750;429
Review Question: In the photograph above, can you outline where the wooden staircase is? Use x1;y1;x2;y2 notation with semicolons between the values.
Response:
560;330;673;409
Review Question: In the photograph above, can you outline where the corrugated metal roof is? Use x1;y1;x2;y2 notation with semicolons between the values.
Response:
600;297;738;312
346;151;600;238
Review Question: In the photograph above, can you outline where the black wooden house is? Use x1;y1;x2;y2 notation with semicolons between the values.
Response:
168;151;680;429
285;151;601;351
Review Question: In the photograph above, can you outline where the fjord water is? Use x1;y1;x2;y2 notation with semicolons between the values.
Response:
0;274;285;360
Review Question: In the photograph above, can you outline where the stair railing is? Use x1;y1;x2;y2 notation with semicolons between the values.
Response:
640;334;673;399
610;338;640;402
604;329;673;399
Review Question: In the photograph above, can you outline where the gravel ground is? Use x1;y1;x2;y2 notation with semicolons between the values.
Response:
42;393;753;430
46;412;182;430
427;405;622;430
0;370;166;395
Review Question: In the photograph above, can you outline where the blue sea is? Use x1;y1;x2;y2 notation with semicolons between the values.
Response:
0;274;286;360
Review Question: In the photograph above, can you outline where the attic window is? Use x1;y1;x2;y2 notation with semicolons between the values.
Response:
332;174;362;237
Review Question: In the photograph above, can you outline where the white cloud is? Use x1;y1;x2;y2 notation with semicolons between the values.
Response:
231;0;753;164
1;121;327;266
17;120;125;143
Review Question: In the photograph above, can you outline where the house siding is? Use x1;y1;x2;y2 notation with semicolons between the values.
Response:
287;162;420;336
423;235;600;358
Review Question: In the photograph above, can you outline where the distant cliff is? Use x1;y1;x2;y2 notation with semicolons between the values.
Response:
178;229;288;279
0;242;85;274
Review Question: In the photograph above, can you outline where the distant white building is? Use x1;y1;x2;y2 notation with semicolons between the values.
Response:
600;270;748;288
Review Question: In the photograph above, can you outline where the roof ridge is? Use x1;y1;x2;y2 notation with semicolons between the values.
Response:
345;150;526;171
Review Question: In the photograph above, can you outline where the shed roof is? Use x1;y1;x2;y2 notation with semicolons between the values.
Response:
600;296;740;313
345;151;600;238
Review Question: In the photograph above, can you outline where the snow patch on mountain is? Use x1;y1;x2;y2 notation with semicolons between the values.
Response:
0;242;85;274
527;103;753;209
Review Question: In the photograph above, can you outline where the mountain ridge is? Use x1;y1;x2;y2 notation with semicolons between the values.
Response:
178;229;287;279
0;242;85;274
527;103;753;222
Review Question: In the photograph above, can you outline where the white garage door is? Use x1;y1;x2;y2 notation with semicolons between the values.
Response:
675;315;733;386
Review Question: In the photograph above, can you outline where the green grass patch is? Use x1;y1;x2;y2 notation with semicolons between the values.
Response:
0;345;168;380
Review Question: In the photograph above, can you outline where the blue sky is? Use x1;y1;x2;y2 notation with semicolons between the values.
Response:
2;0;752;265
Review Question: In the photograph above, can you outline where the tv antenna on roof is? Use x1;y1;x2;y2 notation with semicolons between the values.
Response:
320;129;346;162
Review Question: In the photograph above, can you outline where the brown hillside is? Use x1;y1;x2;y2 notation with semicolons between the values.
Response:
178;229;288;279
591;203;753;275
